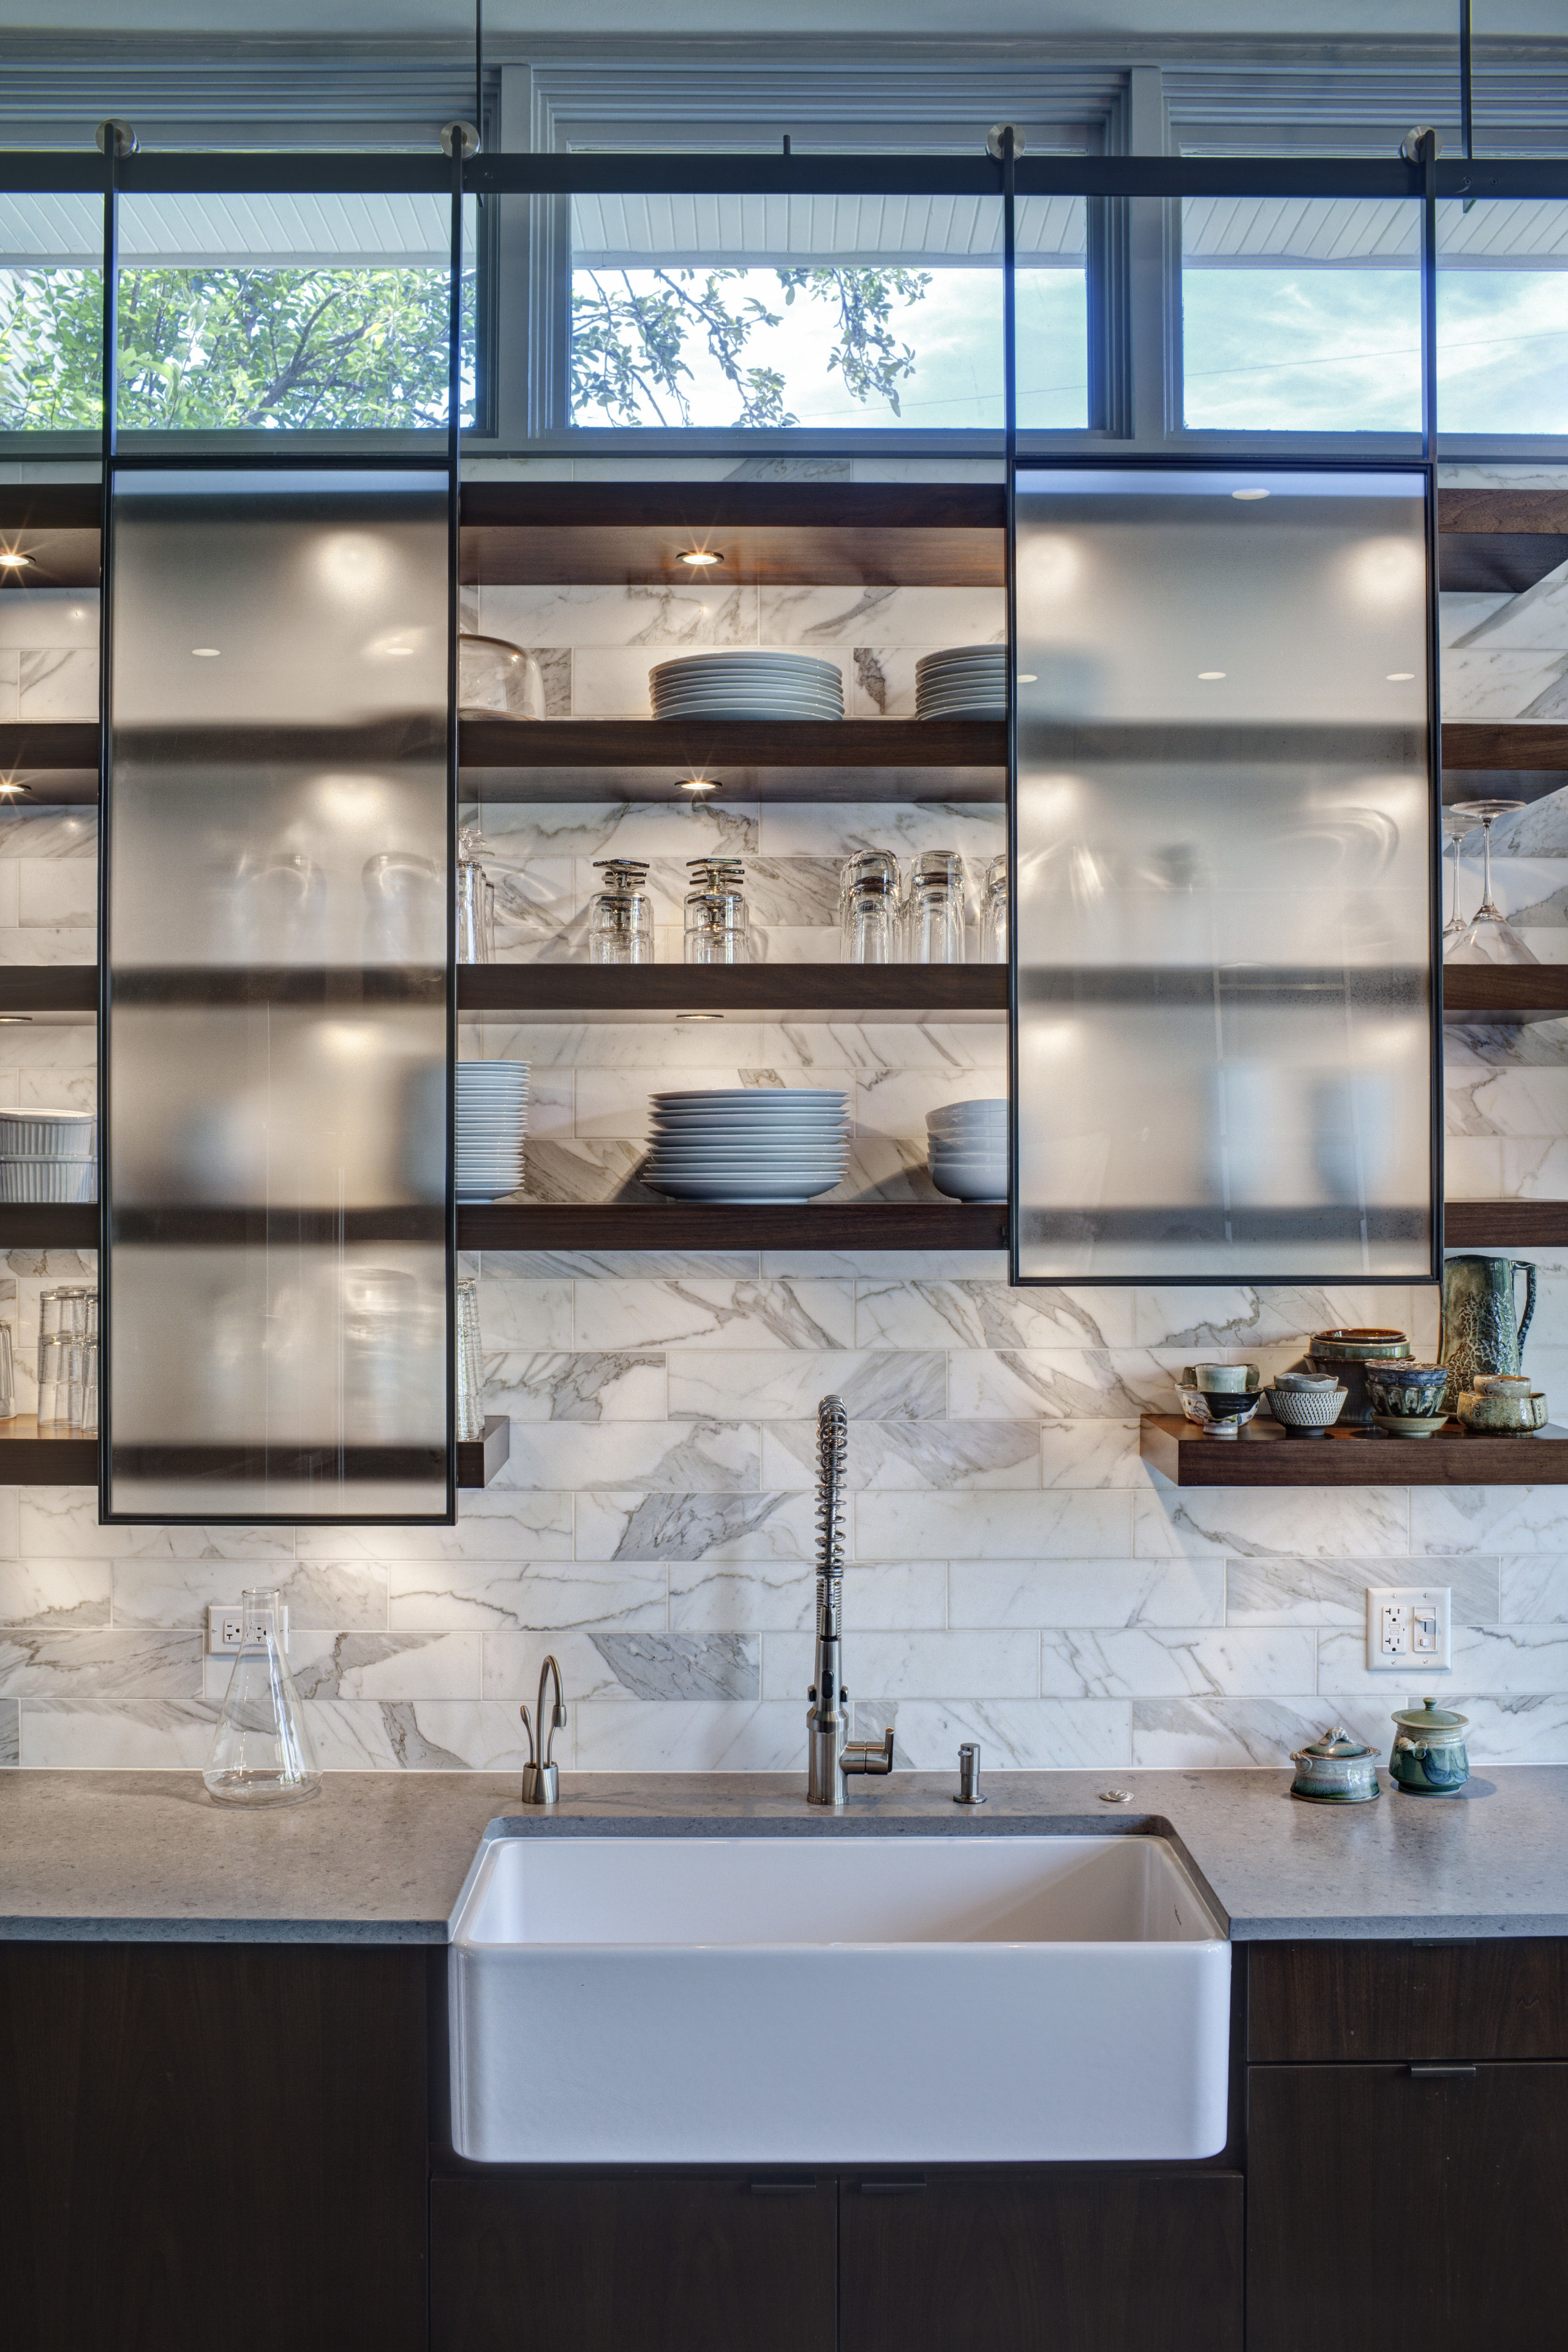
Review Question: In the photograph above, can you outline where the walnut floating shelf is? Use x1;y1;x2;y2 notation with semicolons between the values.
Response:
1141;1413;1568;1486
0;1415;512;1490
458;1202;1008;1250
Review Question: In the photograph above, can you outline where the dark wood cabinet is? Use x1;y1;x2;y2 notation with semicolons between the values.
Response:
840;2169;1243;2352
1250;1938;1568;2062
430;2173;836;2352
0;1942;428;2352
1250;2062;1568;2349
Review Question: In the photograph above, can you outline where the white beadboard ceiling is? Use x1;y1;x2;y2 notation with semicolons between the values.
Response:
0;189;469;268
1185;192;1568;265
571;190;1086;265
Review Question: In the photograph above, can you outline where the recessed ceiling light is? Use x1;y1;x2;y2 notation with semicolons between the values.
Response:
0;550;32;569
1197;670;1227;680
677;777;720;793
0;1014;31;1024
1386;671;1415;681
1231;488;1270;501
676;1012;724;1021
383;643;413;657
1016;673;1038;684
0;775;30;797
192;646;221;658
678;549;724;567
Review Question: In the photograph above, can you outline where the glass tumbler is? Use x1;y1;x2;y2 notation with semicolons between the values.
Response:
904;851;967;963
980;854;1009;963
37;1332;69;1425
684;858;752;965
840;851;902;963
67;1336;97;1433
456;1276;485;1442
0;1323;13;1420
203;1586;322;1809
589;859;655;965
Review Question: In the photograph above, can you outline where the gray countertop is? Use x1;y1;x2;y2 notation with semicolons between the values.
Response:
4;1763;1568;1943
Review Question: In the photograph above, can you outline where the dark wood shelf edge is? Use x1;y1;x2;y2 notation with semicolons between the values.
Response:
459;1202;1009;1249
1140;1412;1568;1485
459;964;1007;1013
1446;1200;1568;1245
0;1414;511;1488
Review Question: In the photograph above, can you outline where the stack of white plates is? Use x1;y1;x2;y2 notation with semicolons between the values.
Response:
649;652;844;723
927;1099;1007;1202
457;1061;529;1202
0;1106;96;1202
916;645;1007;722
644;1089;849;1203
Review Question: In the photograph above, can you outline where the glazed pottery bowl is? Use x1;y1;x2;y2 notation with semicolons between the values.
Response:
1308;1329;1411;1361
1474;1373;1532;1395
1457;1388;1548;1433
1190;1362;1256;1393
1365;1362;1450;1419
1175;1386;1261;1438
1263;1384;1347;1438
1305;1332;1410;1427
1271;1371;1341;1392
1372;1411;1451;1439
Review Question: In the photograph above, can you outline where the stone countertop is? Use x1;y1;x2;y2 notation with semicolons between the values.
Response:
4;1763;1568;1943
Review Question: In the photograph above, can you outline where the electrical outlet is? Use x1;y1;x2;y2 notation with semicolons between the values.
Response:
1365;1585;1450;1672
206;1603;288;1656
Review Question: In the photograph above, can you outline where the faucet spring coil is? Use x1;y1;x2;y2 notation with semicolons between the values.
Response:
815;1393;848;1581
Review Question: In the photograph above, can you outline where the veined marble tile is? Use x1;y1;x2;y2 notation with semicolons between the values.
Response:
18;1697;218;1768
0;1629;199;1697
300;1698;538;1771
1229;1554;1499;1627
387;1561;665;1632
763;1626;1036;1701
1132;1285;1419;1351
478;580;759;647
1444;1134;1506;1196
0;1696;15;1762
483;1629;757;1702
296;1491;573;1563
577;1489;817;1564
1499;1554;1568;1621
18;1491;281;1559
573;1697;803;1771
761;1417;1037;1490
254;1630;479;1703
1130;1696;1359;1769
1439;592;1510;649
855;1278;1135;1351
669;1349;944;1423
1450;556;1568;652
1041;1626;1314;1700
1038;1420;1148;1490
575;1277;854;1351
478;799;759;860
1134;1487;1409;1560
771;1023;1007;1079
480;1249;760;1278
0;805;95;859
949;1556;1225;1629
1439;463;1568;487
852;1068;1006;1139
0;589;97;650
466;1280;574;1352
20;860;94;929
1446;1066;1568;1136
503;1417;761;1492
765;1250;1010;1280
757;801;1006;862
946;1347;1184;1420
0;925;96;964
1440;649;1568;718
19;647;96;718
1411;1485;1568;1554
756;584;1003;649
111;1561;388;1632
850;646;1006;718
850;1696;1129;1770
488;1350;666;1422
856;1490;1133;1561
668;1556;945;1632
0;1559;110;1628
1502;1139;1568;1197
1490;796;1568;858
17;1065;95;1113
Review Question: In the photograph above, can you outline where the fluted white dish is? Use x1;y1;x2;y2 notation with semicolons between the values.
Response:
0;1108;96;1156
0;1158;96;1202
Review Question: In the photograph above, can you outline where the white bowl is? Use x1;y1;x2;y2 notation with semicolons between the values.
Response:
0;1158;97;1202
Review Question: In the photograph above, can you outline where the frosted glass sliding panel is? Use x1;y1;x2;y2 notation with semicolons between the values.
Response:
1013;466;1435;1283
104;469;451;1518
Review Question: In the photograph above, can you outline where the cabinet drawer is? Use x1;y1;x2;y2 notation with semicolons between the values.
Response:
1249;1939;1568;2061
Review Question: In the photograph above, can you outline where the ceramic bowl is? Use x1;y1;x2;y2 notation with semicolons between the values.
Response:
1365;1362;1451;1419
1308;1329;1411;1361
1474;1373;1532;1395
1263;1384;1347;1438
1372;1411;1451;1439
1175;1386;1261;1437
1271;1371;1341;1392
1457;1388;1549;1433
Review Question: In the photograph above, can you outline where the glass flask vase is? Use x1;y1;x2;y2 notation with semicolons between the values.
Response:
203;1587;322;1806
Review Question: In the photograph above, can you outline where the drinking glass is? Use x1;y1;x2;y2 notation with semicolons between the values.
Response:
0;1324;15;1421
457;821;497;964
1446;799;1536;964
1441;808;1472;942
589;859;655;965
203;1586;322;1808
904;851;967;963
37;1332;69;1425
840;851;901;964
980;853;1008;963
363;851;441;963
684;858;752;964
67;1336;97;1433
456;1275;485;1442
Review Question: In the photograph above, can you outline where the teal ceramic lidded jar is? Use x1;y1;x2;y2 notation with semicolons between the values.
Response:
1389;1697;1469;1796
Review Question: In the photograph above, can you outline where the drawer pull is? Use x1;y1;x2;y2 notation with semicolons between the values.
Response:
749;2177;818;2195
1409;2064;1477;2078
860;2176;927;2194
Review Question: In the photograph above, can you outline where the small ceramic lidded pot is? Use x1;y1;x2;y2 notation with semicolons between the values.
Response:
1389;1698;1469;1796
1289;1725;1381;1804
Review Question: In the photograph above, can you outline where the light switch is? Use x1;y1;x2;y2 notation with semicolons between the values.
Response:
1365;1585;1450;1672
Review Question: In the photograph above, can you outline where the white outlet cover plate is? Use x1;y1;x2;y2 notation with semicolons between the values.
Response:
1365;1585;1451;1672
206;1602;289;1655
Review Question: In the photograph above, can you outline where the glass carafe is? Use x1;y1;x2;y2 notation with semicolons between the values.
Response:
589;859;654;964
840;850;902;963
203;1587;322;1807
457;822;496;964
980;853;1008;963
904;850;967;963
684;857;752;964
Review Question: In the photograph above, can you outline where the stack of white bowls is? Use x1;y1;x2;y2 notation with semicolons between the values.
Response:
643;1089;849;1203
0;1106;96;1202
927;1099;1008;1201
456;1061;529;1202
649;652;843;723
915;645;1007;722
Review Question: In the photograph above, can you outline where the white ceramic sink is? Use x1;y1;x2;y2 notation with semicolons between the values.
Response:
448;1830;1230;2165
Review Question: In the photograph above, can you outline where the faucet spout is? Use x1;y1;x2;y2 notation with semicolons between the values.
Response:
521;1653;567;1806
805;1395;895;1807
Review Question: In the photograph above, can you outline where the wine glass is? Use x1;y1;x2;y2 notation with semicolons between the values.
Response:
1445;799;1536;964
1441;807;1472;943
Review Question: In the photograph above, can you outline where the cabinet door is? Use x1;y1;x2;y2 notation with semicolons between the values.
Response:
1250;2062;1568;2350
431;2173;836;2352
839;2169;1243;2352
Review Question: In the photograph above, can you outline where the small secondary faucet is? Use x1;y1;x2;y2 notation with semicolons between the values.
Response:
805;1395;894;1807
519;1654;567;1806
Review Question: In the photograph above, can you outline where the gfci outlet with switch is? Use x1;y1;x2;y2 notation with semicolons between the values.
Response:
206;1604;289;1656
1365;1585;1451;1672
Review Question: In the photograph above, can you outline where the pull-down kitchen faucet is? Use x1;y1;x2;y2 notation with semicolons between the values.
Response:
805;1394;894;1806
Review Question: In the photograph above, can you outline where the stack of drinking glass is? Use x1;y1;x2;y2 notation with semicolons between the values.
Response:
38;1284;97;1431
840;851;971;963
643;1089;849;1203
0;1106;96;1202
456;1062;529;1202
456;1275;486;1442
927;1101;1008;1202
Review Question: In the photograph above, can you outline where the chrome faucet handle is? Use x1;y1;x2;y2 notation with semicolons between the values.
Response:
842;1726;895;1779
953;1741;986;1805
522;1655;567;1806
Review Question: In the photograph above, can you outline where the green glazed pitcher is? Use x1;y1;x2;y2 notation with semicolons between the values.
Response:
1439;1254;1537;1413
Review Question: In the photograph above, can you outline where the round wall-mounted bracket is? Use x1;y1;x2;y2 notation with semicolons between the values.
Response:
441;119;481;159
986;123;1027;160
1400;125;1445;161
94;119;138;157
